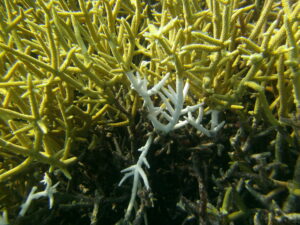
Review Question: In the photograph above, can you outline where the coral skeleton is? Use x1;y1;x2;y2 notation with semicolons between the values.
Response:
19;173;59;217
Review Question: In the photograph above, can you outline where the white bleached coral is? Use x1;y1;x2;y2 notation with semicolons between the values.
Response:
125;71;224;135
19;173;59;217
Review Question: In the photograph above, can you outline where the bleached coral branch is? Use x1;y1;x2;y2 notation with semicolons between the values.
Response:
19;173;59;217
126;71;203;134
118;135;153;220
186;109;225;137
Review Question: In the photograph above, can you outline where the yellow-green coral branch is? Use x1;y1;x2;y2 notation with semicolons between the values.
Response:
46;14;59;70
245;81;280;126
0;43;100;98
0;158;33;183
181;43;222;52
0;107;34;121
282;0;300;111
0;138;71;180
277;54;288;119
249;0;274;40
191;31;223;46
27;74;39;120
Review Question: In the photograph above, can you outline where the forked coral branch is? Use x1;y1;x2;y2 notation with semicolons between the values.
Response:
186;109;225;137
19;173;59;217
118;135;153;220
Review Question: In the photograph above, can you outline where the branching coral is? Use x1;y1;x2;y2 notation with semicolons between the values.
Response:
0;0;299;224
120;70;224;219
126;70;224;134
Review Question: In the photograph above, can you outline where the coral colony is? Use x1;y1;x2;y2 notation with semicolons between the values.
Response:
0;0;300;224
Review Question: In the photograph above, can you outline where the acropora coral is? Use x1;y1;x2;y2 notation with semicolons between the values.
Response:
0;0;300;224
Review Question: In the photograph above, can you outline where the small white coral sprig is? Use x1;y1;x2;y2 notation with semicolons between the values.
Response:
19;173;59;217
118;135;153;220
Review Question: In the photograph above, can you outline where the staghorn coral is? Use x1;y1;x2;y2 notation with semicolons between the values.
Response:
0;0;299;224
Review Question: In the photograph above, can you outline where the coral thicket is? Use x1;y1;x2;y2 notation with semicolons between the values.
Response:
0;0;299;224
